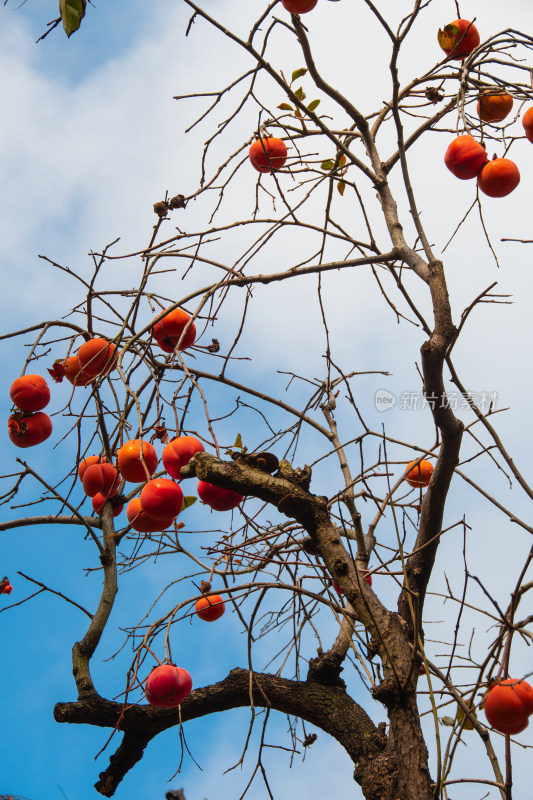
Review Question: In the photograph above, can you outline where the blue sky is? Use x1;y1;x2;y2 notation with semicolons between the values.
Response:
3;1;533;800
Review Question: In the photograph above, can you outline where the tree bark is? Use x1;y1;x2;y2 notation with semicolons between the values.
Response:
55;667;399;798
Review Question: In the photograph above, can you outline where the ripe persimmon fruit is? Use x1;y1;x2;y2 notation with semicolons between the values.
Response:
477;158;520;198
8;411;52;448
63;355;99;387
494;718;529;735
145;664;192;707
444;136;487;180
522;107;533;143
484;679;531;733
162;436;205;480
152;308;196;353
438;19;480;60
405;459;434;488
82;462;121;499
497;678;533;715
477;90;513;123
117;439;158;482
140;478;184;520
78;337;117;375
126;497;175;533
78;455;108;481
92;493;123;517
10;374;50;412
195;594;226;621
197;480;243;511
281;0;318;12
249;137;288;173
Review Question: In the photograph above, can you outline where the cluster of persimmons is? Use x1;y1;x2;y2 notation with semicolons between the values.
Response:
5;299;440;707
439;19;532;198
248;12;531;202
6;5;531;716
6;308;237;706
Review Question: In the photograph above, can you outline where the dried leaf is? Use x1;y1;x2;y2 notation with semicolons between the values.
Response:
294;86;306;102
278;103;294;111
307;99;320;112
337;180;346;196
150;423;169;444
291;67;307;84
48;360;66;383
440;716;455;727
338;154;347;168
234;433;243;449
59;0;86;37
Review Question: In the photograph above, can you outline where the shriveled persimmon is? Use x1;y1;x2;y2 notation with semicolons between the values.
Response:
140;478;183;521
78;337;117;375
477;90;513;123
152;308;196;353
438;19;480;60
249;137;288;173
477;158;520;198
10;374;50;412
8;411;52;448
162;436;205;480
281;0;318;12
126;498;175;533
117;439;158;482
195;594;225;621
405;459;434;488
197;480;243;511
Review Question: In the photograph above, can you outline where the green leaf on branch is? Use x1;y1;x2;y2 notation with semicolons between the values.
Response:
278;103;294;111
291;68;307;84
307;99;320;113
59;0;86;37
182;496;197;510
321;160;335;171
455;706;476;730
337;180;346;196
233;433;243;450
294;87;306;102
440;716;455;727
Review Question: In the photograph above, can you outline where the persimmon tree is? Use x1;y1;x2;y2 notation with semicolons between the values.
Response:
3;2;533;799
